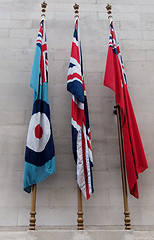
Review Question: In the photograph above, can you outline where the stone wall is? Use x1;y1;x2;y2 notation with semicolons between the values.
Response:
0;0;154;227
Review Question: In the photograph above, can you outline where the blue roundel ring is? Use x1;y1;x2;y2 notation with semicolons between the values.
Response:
25;100;55;167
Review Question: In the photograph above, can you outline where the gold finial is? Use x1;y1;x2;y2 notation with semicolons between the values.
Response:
41;1;47;17
73;3;79;18
106;3;112;19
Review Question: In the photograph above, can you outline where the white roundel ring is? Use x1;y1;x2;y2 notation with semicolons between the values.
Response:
26;112;51;152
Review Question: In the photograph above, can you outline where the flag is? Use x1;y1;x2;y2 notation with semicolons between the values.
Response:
104;19;148;198
67;19;94;200
23;18;56;193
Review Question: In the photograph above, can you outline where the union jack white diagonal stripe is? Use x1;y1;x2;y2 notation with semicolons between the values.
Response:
67;19;94;200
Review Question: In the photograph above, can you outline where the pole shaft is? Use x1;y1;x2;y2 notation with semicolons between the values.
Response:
29;184;37;230
116;106;131;230
77;185;84;230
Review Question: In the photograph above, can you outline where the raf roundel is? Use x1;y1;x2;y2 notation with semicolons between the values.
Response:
26;112;51;153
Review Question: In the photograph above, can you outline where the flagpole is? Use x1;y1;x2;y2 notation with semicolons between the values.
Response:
106;4;131;230
29;184;37;230
116;106;131;230
77;184;84;230
73;3;84;230
29;1;47;230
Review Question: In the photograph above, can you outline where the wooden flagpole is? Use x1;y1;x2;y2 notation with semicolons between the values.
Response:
29;184;37;230
116;106;131;230
73;3;84;230
106;4;131;230
29;1;47;230
77;185;84;230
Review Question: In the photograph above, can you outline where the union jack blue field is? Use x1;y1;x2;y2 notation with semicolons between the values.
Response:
67;19;94;200
23;18;55;193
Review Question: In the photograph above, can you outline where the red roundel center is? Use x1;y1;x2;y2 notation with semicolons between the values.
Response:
35;124;43;139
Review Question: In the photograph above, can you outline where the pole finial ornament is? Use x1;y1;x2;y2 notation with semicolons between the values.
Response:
106;3;112;19
73;3;79;18
41;1;47;17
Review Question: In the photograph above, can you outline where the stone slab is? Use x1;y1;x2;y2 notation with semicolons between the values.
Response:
0;229;154;240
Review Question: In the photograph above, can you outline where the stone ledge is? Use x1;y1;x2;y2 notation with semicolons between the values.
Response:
0;228;154;240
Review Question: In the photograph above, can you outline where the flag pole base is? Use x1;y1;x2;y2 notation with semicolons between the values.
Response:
29;184;37;230
124;210;131;230
77;211;84;230
77;185;84;230
29;210;36;230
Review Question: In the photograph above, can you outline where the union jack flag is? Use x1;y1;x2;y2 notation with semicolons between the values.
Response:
67;19;94;200
104;19;148;198
109;21;127;85
36;19;48;85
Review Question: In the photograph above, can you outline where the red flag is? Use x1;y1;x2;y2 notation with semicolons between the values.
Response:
104;21;148;198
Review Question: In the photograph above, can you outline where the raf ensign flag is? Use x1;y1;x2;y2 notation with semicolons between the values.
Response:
67;19;94;200
104;20;148;198
23;18;56;193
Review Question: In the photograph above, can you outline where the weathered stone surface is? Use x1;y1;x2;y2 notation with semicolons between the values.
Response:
0;0;153;230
